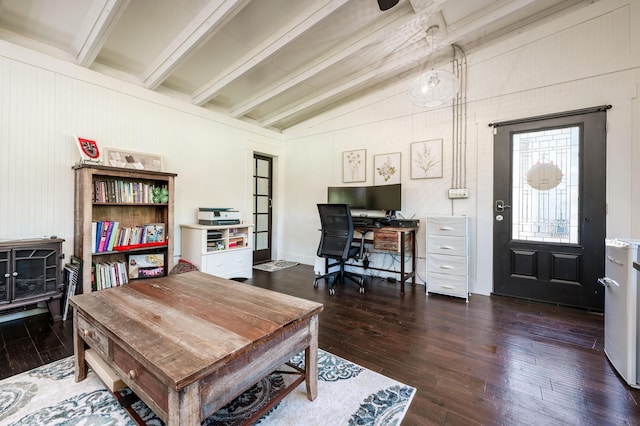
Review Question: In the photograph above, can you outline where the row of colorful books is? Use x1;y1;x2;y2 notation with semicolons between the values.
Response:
92;221;166;253
93;261;128;291
93;180;165;204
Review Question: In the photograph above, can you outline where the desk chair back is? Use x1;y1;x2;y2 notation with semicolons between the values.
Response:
316;204;355;260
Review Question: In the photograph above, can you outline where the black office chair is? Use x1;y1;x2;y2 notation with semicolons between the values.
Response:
314;204;365;295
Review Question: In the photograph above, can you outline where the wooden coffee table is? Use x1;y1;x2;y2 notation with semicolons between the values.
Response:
70;271;323;425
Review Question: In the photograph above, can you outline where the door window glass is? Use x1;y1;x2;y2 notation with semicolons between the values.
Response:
511;126;580;244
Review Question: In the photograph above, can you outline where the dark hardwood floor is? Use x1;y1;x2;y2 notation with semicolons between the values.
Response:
1;264;639;425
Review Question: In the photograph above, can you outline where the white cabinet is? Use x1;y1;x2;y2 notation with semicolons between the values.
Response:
426;216;469;301
180;224;254;279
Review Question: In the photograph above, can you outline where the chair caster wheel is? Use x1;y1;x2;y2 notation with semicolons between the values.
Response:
359;287;365;294
329;288;335;296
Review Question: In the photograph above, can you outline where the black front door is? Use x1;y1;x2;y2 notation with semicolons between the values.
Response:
493;107;608;310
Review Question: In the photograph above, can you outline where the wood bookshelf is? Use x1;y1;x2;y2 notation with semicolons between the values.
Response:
73;164;176;293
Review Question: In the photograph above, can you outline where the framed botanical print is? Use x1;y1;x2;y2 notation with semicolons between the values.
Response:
374;152;401;185
343;149;366;183
411;139;443;179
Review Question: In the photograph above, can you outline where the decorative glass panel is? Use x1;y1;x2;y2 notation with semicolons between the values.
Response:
511;126;579;244
256;159;270;178
256;214;268;232
15;258;45;300
256;196;269;214
255;232;268;250
256;177;269;196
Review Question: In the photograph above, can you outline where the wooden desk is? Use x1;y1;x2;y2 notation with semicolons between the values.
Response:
354;226;417;294
70;271;323;425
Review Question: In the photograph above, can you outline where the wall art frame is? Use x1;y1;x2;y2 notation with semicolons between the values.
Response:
410;139;443;179
342;149;366;183
104;148;164;172
374;152;401;185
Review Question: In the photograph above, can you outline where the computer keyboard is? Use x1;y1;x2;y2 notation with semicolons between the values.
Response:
353;217;390;227
353;218;374;227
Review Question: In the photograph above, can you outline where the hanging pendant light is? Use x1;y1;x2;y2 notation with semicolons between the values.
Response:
408;69;459;107
407;25;460;108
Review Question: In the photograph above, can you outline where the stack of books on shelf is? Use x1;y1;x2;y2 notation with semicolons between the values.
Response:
93;179;167;204
93;261;128;291
92;221;166;253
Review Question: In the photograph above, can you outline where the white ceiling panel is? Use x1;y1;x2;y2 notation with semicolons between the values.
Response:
0;0;593;131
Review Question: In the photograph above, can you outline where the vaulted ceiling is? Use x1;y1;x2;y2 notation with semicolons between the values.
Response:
0;0;593;131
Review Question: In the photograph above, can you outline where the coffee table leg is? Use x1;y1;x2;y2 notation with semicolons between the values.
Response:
72;309;88;382
168;382;200;426
305;315;319;401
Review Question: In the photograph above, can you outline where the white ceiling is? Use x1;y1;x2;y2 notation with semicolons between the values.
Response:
0;0;594;131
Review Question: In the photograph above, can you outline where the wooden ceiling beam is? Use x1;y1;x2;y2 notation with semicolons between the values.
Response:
260;0;540;127
142;0;250;90
259;41;432;128
71;0;131;67
191;0;351;106
229;3;418;118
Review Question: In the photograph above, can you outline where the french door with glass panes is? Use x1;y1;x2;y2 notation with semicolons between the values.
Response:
253;154;273;264
492;107;607;310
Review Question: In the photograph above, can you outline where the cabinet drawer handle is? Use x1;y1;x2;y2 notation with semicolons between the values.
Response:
439;284;454;289
83;329;93;338
438;226;454;231
438;265;454;269
438;245;454;250
129;370;138;380
12;272;18;277
3;273;9;278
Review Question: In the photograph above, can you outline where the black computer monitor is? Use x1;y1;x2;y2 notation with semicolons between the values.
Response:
327;186;367;209
366;184;401;212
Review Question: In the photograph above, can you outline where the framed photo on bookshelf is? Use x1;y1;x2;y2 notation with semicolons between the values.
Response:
144;223;165;243
128;253;165;279
104;148;164;172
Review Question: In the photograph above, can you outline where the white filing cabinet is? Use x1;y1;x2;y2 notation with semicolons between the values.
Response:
180;224;254;279
426;216;470;301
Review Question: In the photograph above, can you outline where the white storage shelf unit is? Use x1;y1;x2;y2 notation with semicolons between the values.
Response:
426;216;470;301
180;224;254;279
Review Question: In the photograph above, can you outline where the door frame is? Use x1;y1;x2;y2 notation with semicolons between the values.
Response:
253;153;273;264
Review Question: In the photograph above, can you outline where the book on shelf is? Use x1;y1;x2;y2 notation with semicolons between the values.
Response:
97;221;112;252
92;179;168;204
91;221;167;253
107;221;120;251
92;260;128;291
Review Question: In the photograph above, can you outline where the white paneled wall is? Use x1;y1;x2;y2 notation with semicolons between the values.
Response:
1;57;68;242
0;46;283;262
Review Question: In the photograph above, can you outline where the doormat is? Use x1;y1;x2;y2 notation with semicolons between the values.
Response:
253;260;299;272
0;350;416;425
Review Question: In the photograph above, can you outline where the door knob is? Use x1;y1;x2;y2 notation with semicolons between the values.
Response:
495;200;511;212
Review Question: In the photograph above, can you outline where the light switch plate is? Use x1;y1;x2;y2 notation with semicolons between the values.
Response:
448;188;469;199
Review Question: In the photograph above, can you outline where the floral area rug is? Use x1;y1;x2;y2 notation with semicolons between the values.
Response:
253;260;300;272
0;349;415;425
